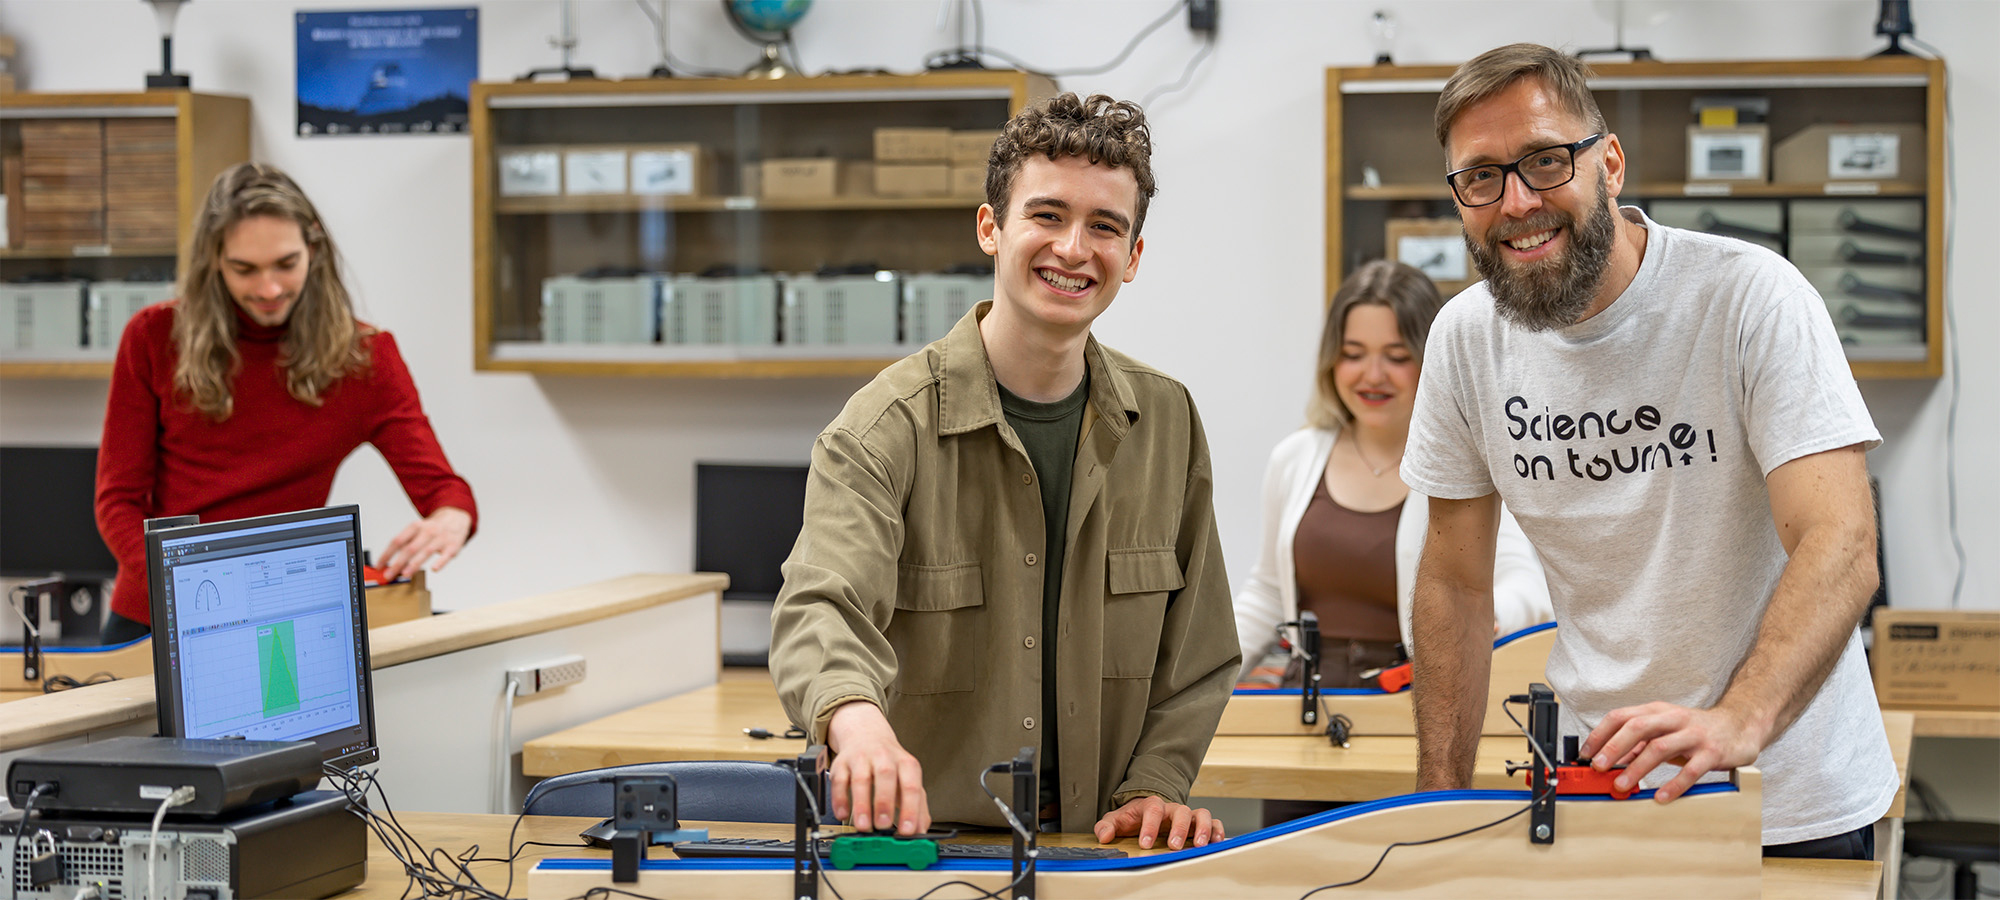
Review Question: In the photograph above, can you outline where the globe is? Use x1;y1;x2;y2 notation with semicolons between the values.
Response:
728;0;813;36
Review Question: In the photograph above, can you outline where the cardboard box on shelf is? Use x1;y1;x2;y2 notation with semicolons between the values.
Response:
1774;123;1926;183
839;160;876;197
874;163;949;197
20;119;105;248
873;127;951;163
1873;609;2000;710
950;130;1000;164
949;164;986;199
761;158;840;199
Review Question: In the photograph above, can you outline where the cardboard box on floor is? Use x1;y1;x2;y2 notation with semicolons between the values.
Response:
1873;609;2000;709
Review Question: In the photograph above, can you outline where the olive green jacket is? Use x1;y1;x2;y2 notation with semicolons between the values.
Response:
771;301;1240;833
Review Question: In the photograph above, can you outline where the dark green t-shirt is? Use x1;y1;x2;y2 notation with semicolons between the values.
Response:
997;372;1089;812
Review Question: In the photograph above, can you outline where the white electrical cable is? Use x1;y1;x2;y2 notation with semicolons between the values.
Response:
494;676;521;814
147;786;195;900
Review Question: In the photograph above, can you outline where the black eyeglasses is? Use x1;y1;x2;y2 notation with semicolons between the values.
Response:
1444;134;1603;208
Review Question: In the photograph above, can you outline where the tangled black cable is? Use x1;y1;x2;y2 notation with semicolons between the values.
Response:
43;671;117;693
320;761;590;900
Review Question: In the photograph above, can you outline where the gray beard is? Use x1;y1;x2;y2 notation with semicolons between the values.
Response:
1464;173;1616;332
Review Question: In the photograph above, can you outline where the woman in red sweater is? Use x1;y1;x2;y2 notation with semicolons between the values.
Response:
95;163;477;643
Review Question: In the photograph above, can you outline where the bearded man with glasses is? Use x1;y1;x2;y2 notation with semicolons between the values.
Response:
1401;43;1895;862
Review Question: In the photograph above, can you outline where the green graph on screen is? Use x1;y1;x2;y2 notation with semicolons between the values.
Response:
258;622;302;716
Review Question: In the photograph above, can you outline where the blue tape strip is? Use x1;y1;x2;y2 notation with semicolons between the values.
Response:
0;636;149;655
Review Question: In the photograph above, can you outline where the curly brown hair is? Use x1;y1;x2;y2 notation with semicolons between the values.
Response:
174;163;370;421
985;92;1156;241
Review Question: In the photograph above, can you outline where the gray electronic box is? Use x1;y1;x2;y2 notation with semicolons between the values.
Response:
664;274;778;346
87;281;175;350
0;790;362;900
540;275;659;344
781;273;900;346
0;282;86;353
901;273;986;346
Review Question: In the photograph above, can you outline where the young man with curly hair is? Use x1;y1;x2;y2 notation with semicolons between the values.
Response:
772;93;1237;850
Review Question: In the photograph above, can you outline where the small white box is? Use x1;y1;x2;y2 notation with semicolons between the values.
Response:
564;149;629;195
663;275;779;346
901;273;987;346
498;148;562;196
540;275;658;344
88;280;175;349
631;147;701;196
1687;125;1768;183
783;273;900;346
0;282;87;353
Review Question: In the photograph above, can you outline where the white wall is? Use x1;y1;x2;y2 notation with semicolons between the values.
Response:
0;0;1991;616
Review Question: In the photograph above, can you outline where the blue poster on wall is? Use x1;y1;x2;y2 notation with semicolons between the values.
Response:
296;8;478;136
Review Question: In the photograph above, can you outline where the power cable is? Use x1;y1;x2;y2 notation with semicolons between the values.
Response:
1142;33;1215;107
1295;696;1557;894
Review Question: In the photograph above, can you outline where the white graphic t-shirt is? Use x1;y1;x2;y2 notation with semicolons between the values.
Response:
1403;208;1897;844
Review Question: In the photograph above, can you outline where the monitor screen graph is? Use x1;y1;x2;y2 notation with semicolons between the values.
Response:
150;506;379;769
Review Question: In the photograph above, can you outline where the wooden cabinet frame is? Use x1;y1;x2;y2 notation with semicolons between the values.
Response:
1327;57;1946;378
469;72;1055;377
0;91;250;378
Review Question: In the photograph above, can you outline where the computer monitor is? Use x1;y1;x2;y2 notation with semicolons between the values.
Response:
695;462;809;604
696;462;809;666
148;505;379;769
0;445;118;578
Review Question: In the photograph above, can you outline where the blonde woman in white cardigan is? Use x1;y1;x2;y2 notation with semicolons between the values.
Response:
1234;261;1553;689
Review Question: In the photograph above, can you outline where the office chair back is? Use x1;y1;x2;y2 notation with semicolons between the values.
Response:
1901;819;1999;899
522;760;835;824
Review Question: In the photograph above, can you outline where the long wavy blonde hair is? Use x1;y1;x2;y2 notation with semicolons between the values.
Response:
173;163;370;420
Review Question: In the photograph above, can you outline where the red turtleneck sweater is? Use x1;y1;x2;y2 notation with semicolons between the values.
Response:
94;302;478;624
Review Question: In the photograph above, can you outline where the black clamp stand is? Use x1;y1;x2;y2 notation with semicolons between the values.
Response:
1007;746;1037;900
608;774;708;883
780;744;829;900
1504;683;1561;845
1283;611;1323;726
13;579;53;683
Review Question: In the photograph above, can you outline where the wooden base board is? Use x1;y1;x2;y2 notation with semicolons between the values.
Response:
1218;626;1556;737
529;769;1763;900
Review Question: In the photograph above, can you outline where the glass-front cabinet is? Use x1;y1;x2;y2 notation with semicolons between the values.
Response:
1328;57;1946;379
471;71;1055;377
0;91;249;377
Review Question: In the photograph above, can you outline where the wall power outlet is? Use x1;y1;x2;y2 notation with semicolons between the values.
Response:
507;654;587;694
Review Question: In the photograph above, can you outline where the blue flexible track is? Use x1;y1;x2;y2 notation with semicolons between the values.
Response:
535;780;1737;874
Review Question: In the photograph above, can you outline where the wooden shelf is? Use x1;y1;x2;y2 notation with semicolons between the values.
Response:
486;341;901;378
471;70;1053;377
0;359;115;378
494;194;980;215
0;246;178;259
1346;182;1927;202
